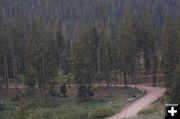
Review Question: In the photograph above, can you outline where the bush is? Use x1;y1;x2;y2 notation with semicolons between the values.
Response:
77;85;95;101
60;84;67;96
49;87;58;97
77;85;87;101
87;88;94;97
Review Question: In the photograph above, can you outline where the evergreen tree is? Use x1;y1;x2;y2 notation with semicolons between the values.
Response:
24;22;58;91
72;26;99;100
161;18;177;88
170;66;180;103
170;17;180;103
119;13;138;86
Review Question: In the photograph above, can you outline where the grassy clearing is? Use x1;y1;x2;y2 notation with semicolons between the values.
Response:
0;86;144;119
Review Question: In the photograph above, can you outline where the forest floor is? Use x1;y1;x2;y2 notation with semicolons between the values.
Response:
107;84;166;119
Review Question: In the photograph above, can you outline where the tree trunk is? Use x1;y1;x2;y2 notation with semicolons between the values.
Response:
11;47;17;89
3;52;9;89
123;72;127;87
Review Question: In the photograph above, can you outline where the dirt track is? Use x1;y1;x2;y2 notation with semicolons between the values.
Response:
107;84;166;119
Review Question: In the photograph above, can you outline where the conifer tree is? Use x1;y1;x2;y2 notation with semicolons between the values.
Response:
119;13;138;86
72;26;99;100
161;18;177;88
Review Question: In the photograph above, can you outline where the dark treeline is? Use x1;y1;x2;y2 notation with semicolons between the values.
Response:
0;0;180;102
0;0;180;25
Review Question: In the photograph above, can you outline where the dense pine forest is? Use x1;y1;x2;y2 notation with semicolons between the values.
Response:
0;0;180;119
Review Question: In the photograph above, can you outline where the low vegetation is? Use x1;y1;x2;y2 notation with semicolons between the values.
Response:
138;108;159;115
0;86;143;119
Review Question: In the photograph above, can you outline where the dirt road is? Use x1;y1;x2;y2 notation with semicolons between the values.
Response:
107;84;166;119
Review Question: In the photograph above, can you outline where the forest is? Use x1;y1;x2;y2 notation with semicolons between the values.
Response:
0;0;180;119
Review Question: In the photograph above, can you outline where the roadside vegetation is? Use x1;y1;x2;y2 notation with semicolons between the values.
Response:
0;86;144;119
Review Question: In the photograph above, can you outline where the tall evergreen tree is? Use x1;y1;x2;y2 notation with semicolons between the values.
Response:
119;13;138;86
72;26;100;100
161;18;177;88
24;22;58;91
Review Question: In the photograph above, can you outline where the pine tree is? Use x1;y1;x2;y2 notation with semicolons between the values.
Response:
72;26;99;100
161;18;177;88
170;66;180;103
24;22;58;91
169;17;180;103
119;13;138;86
73;26;99;84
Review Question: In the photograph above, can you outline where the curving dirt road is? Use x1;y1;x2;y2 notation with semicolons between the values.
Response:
107;84;166;119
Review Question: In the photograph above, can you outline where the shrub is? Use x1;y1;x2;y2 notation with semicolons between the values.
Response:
49;87;58;97
87;88;94;97
60;84;67;96
77;85;87;101
77;85;95;101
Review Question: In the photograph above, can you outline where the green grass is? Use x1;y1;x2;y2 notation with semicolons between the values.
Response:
0;86;144;119
138;108;159;115
5;106;114;119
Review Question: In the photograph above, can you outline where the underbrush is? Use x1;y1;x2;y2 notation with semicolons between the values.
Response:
7;106;114;119
0;86;144;119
